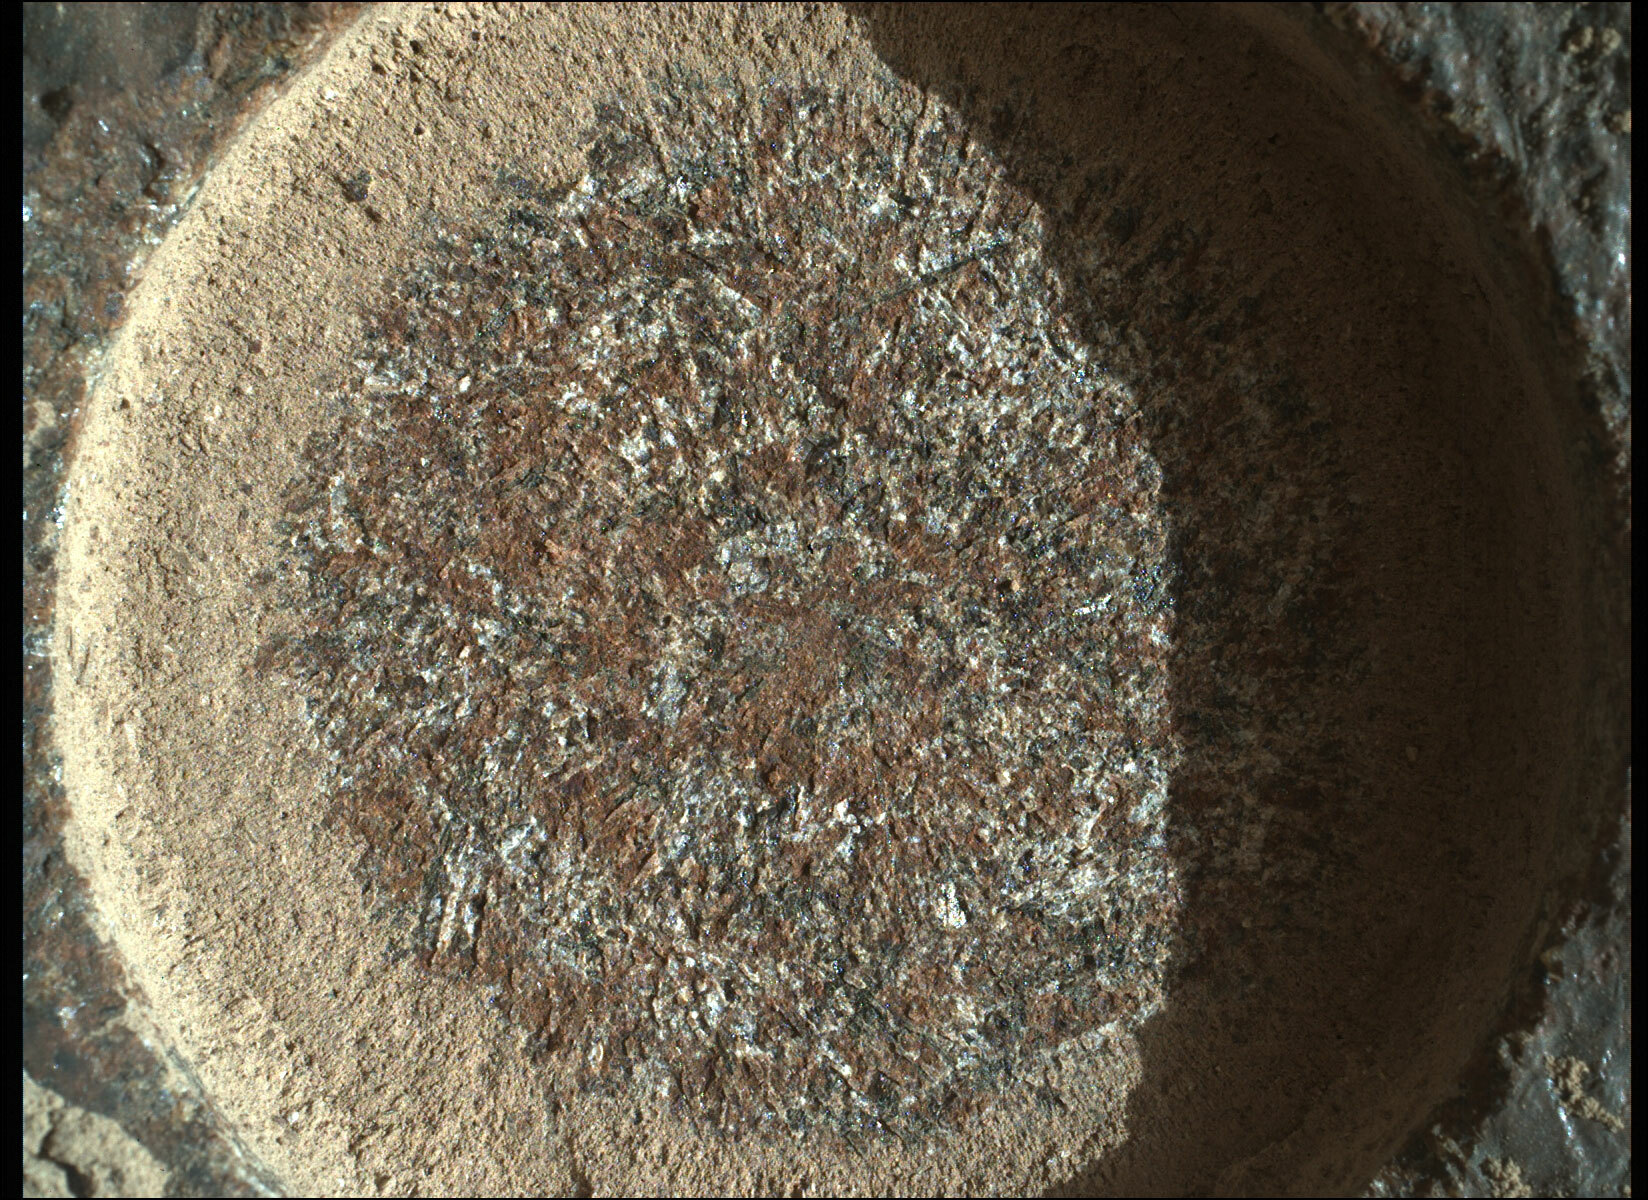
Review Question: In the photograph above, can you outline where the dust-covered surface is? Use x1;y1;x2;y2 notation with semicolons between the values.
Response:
1362;817;1632;1198
24;3;1631;1197
21;5;356;1197
1328;2;1632;490
23;1073;170;1199
1314;5;1633;1196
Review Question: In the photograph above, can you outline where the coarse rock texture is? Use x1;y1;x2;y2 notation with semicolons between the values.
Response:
23;1073;170;1199
31;3;1631;1197
22;5;360;1196
269;83;1180;1139
54;8;1155;1193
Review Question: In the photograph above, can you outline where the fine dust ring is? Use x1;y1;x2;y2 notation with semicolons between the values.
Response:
270;84;1180;1137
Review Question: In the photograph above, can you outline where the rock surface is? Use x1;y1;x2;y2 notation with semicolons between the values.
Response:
21;4;1630;1195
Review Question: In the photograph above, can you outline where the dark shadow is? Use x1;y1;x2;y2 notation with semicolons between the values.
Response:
850;4;1629;1193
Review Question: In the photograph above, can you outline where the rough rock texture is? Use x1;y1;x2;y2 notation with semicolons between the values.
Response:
22;3;1631;1196
270;83;1178;1137
23;1073;170;1199
853;5;1630;1193
22;6;357;1196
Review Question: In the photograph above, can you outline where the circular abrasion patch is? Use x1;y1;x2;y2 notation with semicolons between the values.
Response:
269;86;1179;1136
